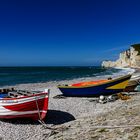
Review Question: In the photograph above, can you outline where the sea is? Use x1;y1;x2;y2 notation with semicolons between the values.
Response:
0;66;134;87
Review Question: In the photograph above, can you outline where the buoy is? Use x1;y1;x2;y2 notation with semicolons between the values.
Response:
99;95;105;100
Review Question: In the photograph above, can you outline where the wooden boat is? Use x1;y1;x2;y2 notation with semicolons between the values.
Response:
58;75;131;97
0;88;49;120
124;74;140;92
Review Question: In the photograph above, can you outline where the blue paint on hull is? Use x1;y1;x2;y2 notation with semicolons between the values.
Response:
58;75;131;97
0;93;8;98
59;87;122;97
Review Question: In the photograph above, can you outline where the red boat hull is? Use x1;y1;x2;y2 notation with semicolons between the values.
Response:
0;91;49;120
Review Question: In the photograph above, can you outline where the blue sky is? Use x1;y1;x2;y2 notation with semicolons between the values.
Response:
0;0;140;66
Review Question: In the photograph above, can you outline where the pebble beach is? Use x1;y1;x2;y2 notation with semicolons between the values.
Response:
0;73;140;140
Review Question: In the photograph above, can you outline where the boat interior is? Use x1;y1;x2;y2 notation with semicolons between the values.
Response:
0;88;42;98
71;79;109;87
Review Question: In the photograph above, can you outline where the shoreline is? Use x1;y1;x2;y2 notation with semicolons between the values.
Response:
1;66;138;88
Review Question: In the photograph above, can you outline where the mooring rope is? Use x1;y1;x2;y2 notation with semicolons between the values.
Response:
34;94;42;121
34;90;59;132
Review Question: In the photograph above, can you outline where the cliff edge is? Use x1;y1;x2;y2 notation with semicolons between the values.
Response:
102;44;140;68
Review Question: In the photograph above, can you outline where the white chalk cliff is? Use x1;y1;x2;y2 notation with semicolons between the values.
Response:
102;44;140;68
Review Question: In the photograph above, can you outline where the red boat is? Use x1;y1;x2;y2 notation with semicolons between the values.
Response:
0;88;49;120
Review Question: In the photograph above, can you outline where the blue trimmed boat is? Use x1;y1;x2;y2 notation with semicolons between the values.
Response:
58;75;131;97
0;88;14;98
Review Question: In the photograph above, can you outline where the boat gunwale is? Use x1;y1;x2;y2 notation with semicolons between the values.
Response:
58;74;131;89
0;92;49;100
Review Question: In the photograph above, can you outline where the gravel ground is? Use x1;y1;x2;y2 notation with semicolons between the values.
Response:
0;77;140;140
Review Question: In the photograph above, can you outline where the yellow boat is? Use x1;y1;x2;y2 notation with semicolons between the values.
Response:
58;75;131;97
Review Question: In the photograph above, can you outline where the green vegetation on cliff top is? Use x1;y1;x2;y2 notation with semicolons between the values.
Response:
131;44;140;55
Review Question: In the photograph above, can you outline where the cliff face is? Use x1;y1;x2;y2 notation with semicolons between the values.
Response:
102;44;140;68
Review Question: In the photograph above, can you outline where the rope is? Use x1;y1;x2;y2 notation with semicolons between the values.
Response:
35;90;60;132
38;120;59;131
34;90;53;128
39;123;140;139
53;94;67;99
89;125;140;129
38;119;63;138
34;94;42;121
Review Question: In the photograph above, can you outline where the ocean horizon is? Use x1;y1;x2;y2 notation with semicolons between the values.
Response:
0;66;127;87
